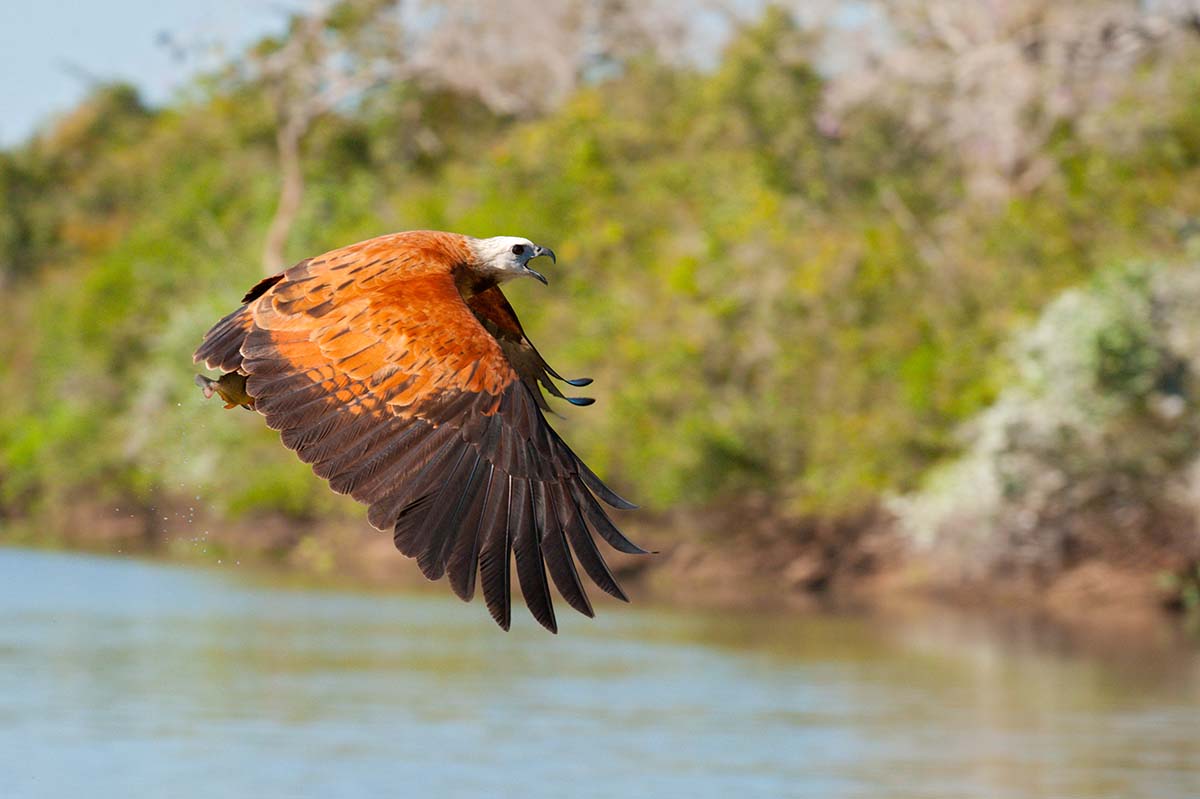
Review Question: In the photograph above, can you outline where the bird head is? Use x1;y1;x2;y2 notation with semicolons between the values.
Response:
467;236;556;285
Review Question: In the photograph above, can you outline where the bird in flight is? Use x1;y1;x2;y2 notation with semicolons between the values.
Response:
193;230;643;632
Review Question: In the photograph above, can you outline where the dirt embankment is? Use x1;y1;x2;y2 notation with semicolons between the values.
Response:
4;494;1194;633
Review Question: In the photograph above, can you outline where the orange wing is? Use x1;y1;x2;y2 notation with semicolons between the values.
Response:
194;232;641;632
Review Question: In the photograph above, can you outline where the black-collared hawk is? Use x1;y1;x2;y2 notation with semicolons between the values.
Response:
193;230;643;632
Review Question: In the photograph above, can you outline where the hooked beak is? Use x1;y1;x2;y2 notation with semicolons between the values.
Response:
526;244;555;285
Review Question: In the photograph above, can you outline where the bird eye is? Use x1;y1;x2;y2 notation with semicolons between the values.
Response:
511;244;526;255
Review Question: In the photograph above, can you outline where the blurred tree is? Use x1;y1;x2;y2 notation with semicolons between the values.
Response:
247;0;405;273
893;262;1200;582
0;83;152;284
416;0;696;112
826;0;1200;199
248;0;698;274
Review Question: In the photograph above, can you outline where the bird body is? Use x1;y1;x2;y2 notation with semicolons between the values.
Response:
194;230;642;631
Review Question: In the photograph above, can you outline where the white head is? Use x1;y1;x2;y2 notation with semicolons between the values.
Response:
467;235;556;285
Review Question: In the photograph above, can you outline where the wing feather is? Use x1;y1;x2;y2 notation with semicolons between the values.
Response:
510;479;557;633
553;482;628;602
446;462;495;601
535;481;594;618
478;475;514;630
193;305;255;372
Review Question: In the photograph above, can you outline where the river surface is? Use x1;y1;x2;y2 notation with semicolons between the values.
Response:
1;546;1198;799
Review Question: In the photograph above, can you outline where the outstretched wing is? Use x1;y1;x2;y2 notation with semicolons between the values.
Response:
194;244;641;632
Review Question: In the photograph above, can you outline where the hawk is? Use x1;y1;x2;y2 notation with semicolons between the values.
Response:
194;230;643;632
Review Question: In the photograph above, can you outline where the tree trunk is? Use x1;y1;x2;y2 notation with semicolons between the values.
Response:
261;121;305;275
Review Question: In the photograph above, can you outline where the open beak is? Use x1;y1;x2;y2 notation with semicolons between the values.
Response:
526;245;555;284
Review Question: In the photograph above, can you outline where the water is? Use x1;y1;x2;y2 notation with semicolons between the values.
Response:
0;547;1197;799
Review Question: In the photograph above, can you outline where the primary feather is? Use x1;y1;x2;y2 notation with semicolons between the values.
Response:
193;230;641;632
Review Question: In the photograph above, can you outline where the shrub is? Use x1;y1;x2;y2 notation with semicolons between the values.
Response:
891;262;1200;581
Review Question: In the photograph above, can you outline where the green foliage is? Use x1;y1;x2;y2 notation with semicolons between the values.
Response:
1160;564;1200;636
4;10;1200;542
893;261;1200;580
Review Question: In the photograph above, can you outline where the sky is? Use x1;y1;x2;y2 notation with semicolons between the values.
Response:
0;0;306;145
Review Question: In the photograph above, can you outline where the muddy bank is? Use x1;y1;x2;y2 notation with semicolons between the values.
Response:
2;496;1193;636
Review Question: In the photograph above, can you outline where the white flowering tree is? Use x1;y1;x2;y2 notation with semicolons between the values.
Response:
892;260;1200;582
824;0;1200;199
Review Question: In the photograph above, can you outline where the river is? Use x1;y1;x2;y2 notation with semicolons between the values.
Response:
0;546;1197;798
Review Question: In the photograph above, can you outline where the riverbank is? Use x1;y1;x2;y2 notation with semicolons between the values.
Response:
3;496;1193;639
